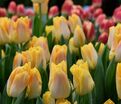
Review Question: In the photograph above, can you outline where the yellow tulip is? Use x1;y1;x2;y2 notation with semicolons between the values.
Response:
22;46;46;69
68;14;82;33
7;63;30;97
104;99;114;104
70;60;95;95
69;38;79;54
116;63;121;99
49;61;70;99
50;45;67;65
41;0;49;15
56;99;71;104
45;25;54;36
31;0;45;3
26;67;42;99
81;43;98;69
73;25;86;47
29;36;50;62
96;42;105;56
33;3;39;14
43;91;55;104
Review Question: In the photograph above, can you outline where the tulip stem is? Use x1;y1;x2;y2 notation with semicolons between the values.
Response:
39;3;43;36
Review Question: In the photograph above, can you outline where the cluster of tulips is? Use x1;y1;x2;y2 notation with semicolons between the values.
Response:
0;0;121;104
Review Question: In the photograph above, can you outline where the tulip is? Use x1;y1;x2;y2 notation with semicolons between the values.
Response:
73;25;86;47
96;42;105;56
81;43;98;69
25;9;34;17
11;15;18;21
56;99;71;104
95;14;106;26
61;0;73;15
70;60;95;95
49;6;59;18
31;0;45;3
68;14;82;33
7;63;30;97
33;3;39;14
49;61;70;99
8;1;17;14
92;0;102;8
43;91;55;104
50;45;67;65
93;8;103;19
26;67;42;99
116;63;121;99
104;99;114;104
98;32;108;44
69;38;79;54
113;6;121;22
17;4;25;16
45;25;54;36
41;0;49;15
22;46;46;69
83;21;95;41
0;8;7;17
29;36;50;62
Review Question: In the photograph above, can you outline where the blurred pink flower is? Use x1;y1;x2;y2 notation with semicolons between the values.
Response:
49;6;59;18
0;8;7;17
17;4;25;16
8;1;17;14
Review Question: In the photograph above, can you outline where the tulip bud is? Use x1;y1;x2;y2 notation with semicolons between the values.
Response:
70;60;95;95
49;6;59;18
29;36;50;62
25;9;34;17
56;99;71;104
73;25;86;47
96;42;105;56
61;0;73;15
26;67;42;99
98;32;108;44
33;3;39;14
83;21;95;41
45;25;54;36
69;38;79;54
116;63;121;99
93;8;103;19
92;0;102;8
50;45;67;65
81;43;98;69
49;61;70;99
43;91;55;104
41;0;49;15
68;14;82;33
8;1;17;14
0;8;7;17
104;99;114;104
31;0;45;3
7;63;30;97
95;14;106;26
11;15;18;21
17;4;25;16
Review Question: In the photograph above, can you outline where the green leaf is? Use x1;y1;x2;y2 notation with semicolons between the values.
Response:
93;57;105;104
36;97;43;104
14;90;26;104
105;58;117;103
47;32;53;53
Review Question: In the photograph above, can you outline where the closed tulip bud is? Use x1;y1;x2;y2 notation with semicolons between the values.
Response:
29;36;50;62
0;8;7;17
26;67;42;99
61;0;73;15
7;63;30;97
68;14;82;33
93;8;103;19
56;99;71;104
8;1;17;14
17;4;25;16
116;63;121;99
49;61;70;99
11;15;18;21
96;42;105;56
50;45;67;65
45;25;54;36
33;3;39;14
95;14;106;26
43;91;55;104
73;25;86;47
69;38;79;54
25;9;34;17
98;32;108;44
104;99;114;104
49;6;59;18
70;60;95;95
92;0;102;8
83;21;95;41
81;43;98;69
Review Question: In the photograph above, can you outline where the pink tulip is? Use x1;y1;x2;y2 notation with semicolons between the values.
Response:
113;11;121;22
11;15;18;21
0;8;7;17
96;14;106;26
98;32;108;44
92;0;102;7
61;0;73;15
25;9;34;17
83;21;95;41
93;8;103;19
49;6;59;18
17;4;25;16
8;1;17;14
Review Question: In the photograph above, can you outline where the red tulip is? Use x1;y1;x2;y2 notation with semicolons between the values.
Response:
93;8;103;19
25;9;34;17
113;11;121;22
92;0;102;7
96;14;106;26
98;32;108;44
61;0;73;15
17;4;25;16
0;8;7;17
83;21;95;41
49;6;59;18
8;1;17;14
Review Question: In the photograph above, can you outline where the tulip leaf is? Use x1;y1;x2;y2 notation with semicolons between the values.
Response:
36;97;43;104
0;92;1;104
2;85;12;104
105;58;118;103
93;57;105;104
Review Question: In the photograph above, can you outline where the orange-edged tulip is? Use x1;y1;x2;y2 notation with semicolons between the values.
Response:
104;99;114;104
56;99;71;104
